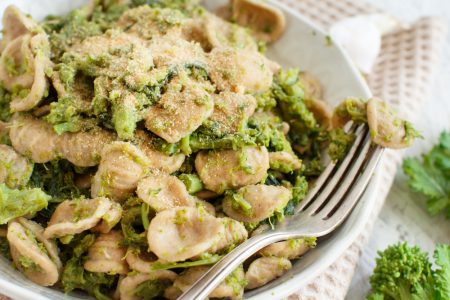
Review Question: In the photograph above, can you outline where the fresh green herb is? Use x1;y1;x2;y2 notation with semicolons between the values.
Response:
403;131;450;218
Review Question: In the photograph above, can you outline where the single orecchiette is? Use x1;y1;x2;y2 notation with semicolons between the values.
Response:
134;130;185;174
299;71;324;100
119;270;178;300
0;144;33;188
84;230;129;275
223;184;292;223
137;174;196;212
231;0;286;43
125;247;159;273
91;142;151;202
259;238;314;259
91;202;123;234
195;146;270;194
147;207;224;262
173;266;246;299
43;197;113;239
269;151;302;173
367;97;419;149
0;34;34;90
245;256;292;290
117;5;185;40
11;34;51;112
208;47;273;94
208;217;248;253
0;5;40;51
145;74;214;143
7;218;62;286
9;114;59;163
149;35;207;68
182;12;258;52
305;99;333;129
56;127;116;167
208;91;257;135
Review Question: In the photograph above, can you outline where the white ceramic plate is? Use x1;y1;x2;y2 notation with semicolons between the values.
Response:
0;0;379;299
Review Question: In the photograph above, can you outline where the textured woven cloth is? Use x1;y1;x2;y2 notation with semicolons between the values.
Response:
281;0;447;299
0;1;447;300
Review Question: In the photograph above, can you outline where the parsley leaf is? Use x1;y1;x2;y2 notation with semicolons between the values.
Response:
403;131;450;218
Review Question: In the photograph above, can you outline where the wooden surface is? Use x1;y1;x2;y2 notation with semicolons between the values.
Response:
347;0;450;299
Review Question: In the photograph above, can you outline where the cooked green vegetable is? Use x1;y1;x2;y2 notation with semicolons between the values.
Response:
367;243;450;300
328;128;355;161
178;173;204;194
134;279;172;300
61;234;117;299
28;160;89;203
151;253;222;270
403;131;450;218
0;184;50;224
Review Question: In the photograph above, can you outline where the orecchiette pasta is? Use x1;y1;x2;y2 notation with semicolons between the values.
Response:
231;0;286;43
245;256;292;290
367;97;419;149
119;270;178;300
195;146;270;194
134;130;185;174
0;1;420;297
9;114;59;163
269;151;302;173
7;218;62;286
0;5;40;51
91;142;151;202
208;47;274;94
223;184;292;223
147;206;224;262
208;91;257;135
84;230;129;275
43;197;113;239
259;238;314;259
0;144;33;188
10;33;51;112
56;127;116;167
136;174;196;212
145;74;214;143
125;248;159;273
208;217;248;253
173;266;246;299
91;202;123;234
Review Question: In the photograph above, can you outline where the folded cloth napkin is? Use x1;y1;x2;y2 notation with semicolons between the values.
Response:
0;1;446;300
279;0;447;299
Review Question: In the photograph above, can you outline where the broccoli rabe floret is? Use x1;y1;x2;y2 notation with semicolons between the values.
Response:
0;184;50;224
121;199;148;248
367;243;450;300
328;128;355;162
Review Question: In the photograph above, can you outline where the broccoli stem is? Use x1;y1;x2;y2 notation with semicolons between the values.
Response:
178;174;204;194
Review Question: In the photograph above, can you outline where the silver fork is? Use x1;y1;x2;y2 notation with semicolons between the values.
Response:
178;123;384;300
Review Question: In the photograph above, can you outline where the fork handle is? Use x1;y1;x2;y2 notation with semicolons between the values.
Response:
178;231;293;300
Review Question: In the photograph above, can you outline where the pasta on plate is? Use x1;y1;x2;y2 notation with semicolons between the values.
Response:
0;0;420;299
